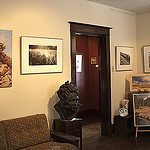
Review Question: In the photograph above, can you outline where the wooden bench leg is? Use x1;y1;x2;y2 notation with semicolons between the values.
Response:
135;127;138;138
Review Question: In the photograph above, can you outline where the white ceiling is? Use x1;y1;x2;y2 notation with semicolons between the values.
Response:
86;0;150;13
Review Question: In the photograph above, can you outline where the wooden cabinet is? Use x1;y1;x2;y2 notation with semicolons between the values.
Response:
53;118;82;150
114;115;134;137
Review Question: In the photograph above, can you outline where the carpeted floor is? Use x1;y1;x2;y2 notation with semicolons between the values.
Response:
82;117;101;139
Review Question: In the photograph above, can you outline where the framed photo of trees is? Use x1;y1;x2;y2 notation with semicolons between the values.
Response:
21;36;63;74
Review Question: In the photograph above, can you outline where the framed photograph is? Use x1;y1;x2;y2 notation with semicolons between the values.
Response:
21;36;63;74
76;55;82;72
143;45;150;73
91;57;97;65
116;46;133;71
0;29;12;88
133;93;150;127
130;74;150;92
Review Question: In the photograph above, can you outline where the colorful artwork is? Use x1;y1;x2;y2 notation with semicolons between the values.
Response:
133;94;150;126
0;30;12;87
130;74;150;91
91;57;97;65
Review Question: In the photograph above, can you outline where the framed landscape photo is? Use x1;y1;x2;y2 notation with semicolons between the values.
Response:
21;36;63;74
143;45;150;73
130;74;150;92
133;93;150;127
116;46;133;71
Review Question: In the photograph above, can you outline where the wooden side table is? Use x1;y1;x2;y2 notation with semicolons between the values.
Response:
114;115;134;137
53;118;82;150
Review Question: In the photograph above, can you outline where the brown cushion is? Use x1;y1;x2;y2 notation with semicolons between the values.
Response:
20;141;78;150
3;114;51;149
0;122;8;150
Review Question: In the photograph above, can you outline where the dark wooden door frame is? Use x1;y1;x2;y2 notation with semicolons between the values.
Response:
69;22;112;136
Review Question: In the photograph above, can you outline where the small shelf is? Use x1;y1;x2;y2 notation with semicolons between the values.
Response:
114;115;135;137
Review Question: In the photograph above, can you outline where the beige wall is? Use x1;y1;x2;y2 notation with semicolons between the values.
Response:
0;0;137;125
136;11;150;74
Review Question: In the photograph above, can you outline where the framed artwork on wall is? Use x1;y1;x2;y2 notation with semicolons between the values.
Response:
91;57;97;65
0;29;12;88
133;93;150;137
133;93;150;127
143;45;150;73
116;46;133;71
21;36;63;74
130;74;150;92
76;55;82;72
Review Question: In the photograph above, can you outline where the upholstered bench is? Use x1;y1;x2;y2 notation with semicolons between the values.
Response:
0;114;79;150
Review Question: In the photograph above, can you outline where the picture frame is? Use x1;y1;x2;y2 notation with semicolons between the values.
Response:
0;29;12;88
130;74;150;92
76;55;82;72
143;45;150;73
91;57;97;65
116;46;133;71
21;36;63;74
133;93;150;127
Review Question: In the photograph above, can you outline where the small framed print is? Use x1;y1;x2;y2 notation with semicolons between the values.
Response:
21;36;63;74
91;57;97;65
143;45;150;73
116;46;133;71
76;55;82;72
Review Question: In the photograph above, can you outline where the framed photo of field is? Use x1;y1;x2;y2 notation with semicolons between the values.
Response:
21;36;63;74
116;46;133;71
143;45;150;73
130;74;150;92
133;93;150;127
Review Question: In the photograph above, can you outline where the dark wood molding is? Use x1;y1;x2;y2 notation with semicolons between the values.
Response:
69;22;112;136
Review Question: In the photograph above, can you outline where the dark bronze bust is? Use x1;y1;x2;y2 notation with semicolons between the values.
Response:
54;81;82;120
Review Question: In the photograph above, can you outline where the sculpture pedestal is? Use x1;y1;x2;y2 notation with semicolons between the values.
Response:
53;118;82;150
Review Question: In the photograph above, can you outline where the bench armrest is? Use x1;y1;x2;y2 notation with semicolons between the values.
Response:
50;130;79;148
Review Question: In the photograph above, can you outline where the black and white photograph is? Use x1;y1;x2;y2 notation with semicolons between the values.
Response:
21;36;62;74
29;45;57;66
120;52;130;65
116;46;133;71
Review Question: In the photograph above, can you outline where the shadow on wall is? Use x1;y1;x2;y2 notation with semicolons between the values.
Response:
47;92;60;129
125;79;130;99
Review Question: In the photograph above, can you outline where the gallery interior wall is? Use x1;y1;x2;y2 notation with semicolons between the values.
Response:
0;0;137;125
136;12;150;74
